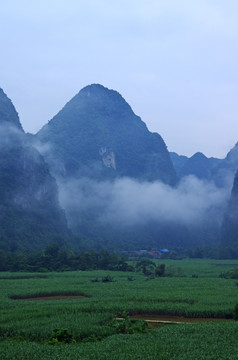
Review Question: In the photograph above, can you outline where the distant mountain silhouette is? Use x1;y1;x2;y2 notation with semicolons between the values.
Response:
170;151;221;180
171;144;238;191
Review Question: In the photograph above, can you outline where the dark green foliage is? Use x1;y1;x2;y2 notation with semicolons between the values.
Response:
48;328;74;344
0;246;128;272
234;303;238;320
126;264;135;272
219;267;238;279
2;323;238;360
109;317;150;335
186;245;238;260
154;263;165;277
91;275;116;283
136;260;156;276
101;275;114;282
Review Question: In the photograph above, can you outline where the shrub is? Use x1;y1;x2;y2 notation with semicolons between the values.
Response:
126;264;135;272
136;260;156;276
127;276;136;281
48;328;74;344
109;317;150;335
102;275;114;282
155;264;165;277
219;268;238;279
234;303;238;320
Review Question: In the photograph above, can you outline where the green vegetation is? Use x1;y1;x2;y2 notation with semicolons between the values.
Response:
1;259;238;359
0;246;129;272
108;316;151;335
219;266;238;279
135;259;156;276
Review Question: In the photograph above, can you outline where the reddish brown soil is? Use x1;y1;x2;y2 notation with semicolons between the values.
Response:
20;295;87;301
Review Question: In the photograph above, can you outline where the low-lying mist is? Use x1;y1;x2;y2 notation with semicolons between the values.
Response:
58;175;230;230
32;137;233;247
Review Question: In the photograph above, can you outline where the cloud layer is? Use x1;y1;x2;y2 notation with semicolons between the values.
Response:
58;175;229;230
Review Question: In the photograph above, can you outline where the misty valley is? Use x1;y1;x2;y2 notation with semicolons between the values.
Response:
1;84;238;359
0;84;238;256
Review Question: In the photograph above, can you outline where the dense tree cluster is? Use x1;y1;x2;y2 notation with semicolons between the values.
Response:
187;245;238;259
0;244;130;272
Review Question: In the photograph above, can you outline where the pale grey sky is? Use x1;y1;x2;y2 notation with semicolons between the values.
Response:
1;0;238;158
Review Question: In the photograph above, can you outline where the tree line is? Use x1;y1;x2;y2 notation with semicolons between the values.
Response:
0;244;131;272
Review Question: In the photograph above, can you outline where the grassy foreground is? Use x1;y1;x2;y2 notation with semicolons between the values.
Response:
1;259;238;359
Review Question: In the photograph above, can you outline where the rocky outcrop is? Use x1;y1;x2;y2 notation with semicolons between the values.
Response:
99;147;116;169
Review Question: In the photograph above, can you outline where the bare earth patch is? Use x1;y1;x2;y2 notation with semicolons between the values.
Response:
16;295;87;301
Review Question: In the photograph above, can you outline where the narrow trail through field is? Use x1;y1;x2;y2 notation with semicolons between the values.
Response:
117;314;233;327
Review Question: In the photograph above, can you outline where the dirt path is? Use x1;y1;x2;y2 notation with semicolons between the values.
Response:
20;295;87;301
129;314;232;324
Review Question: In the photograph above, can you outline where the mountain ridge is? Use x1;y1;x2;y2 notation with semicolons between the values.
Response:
37;84;177;185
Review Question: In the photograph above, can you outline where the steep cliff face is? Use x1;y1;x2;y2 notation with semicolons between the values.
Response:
37;84;177;185
221;170;238;246
0;88;23;130
0;88;69;252
211;143;238;188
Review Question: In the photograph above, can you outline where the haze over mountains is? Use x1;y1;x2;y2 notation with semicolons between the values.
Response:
0;89;69;252
170;144;238;189
0;84;238;252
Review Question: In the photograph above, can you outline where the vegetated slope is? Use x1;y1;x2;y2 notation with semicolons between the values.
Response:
221;170;238;248
35;84;229;251
211;143;238;188
36;85;196;250
36;84;177;185
170;151;221;180
0;88;69;252
169;152;188;176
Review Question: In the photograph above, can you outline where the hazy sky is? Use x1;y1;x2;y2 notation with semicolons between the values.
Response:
1;0;238;158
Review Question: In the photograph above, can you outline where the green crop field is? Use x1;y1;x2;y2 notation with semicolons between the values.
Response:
1;259;238;359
